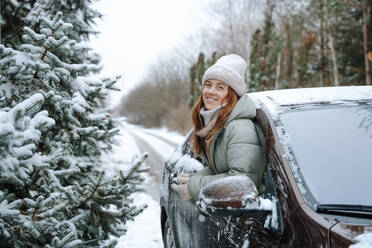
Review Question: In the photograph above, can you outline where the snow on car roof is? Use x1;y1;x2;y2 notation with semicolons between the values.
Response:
248;86;372;117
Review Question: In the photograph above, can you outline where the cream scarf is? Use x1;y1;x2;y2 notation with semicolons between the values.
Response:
196;105;223;138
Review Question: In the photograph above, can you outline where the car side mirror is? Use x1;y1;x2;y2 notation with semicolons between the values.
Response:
197;175;271;219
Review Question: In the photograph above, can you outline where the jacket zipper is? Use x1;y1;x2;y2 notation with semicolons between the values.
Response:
204;147;217;175
209;128;225;174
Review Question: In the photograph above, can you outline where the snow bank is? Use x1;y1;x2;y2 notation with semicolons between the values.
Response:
140;127;185;144
116;192;163;248
125;123;185;144
100;128;141;176
101;123;184;247
129;128;177;160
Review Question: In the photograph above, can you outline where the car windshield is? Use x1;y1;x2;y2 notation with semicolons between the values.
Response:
279;102;372;206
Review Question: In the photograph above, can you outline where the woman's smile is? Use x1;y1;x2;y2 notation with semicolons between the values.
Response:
202;79;229;110
205;96;218;102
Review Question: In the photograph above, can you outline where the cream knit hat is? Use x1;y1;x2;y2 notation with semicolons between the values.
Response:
202;54;247;96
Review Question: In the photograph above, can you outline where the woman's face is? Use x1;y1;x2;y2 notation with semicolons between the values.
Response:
202;79;229;110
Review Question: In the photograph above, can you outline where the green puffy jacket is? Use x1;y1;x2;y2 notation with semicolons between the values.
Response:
188;94;265;201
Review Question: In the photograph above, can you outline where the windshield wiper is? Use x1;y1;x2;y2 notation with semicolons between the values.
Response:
315;204;372;219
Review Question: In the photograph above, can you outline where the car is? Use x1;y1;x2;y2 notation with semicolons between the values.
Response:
160;86;372;247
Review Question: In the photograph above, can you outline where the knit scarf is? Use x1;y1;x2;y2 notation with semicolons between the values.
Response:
196;105;223;138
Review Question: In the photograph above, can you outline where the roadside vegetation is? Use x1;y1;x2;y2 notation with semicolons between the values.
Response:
0;1;148;247
118;0;372;133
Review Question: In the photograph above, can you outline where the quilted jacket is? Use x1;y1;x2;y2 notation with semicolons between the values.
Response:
188;94;265;201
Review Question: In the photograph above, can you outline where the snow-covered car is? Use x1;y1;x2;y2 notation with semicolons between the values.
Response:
160;86;372;247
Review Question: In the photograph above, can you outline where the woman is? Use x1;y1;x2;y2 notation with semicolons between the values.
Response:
171;54;265;201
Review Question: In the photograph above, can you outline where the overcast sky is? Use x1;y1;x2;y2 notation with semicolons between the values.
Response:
90;0;211;107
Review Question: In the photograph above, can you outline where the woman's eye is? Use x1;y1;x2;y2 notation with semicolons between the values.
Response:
218;86;224;91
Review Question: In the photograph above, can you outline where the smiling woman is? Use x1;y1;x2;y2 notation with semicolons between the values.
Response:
170;54;266;201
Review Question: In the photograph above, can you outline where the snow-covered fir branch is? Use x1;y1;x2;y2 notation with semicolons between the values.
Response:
0;11;148;247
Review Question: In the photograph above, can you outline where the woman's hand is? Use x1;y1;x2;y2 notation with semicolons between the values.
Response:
170;174;192;200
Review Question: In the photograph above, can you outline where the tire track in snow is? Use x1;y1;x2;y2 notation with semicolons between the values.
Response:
127;130;177;200
137;129;178;147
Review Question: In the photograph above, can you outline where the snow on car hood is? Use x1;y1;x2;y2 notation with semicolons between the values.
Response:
350;232;372;248
249;86;372;118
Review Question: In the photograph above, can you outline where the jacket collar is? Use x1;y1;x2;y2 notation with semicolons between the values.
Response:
226;94;256;125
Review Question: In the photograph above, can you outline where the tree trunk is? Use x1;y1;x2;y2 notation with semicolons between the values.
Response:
319;0;326;87
284;19;295;88
363;0;371;85
227;0;236;52
328;34;339;86
0;1;2;44
325;0;339;86
275;52;282;90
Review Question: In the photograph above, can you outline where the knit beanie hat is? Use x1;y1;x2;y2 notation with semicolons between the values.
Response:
202;54;247;96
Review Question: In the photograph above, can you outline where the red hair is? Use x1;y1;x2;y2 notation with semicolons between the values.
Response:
191;87;239;156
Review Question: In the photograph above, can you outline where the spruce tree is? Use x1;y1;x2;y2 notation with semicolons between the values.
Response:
1;0;32;47
25;0;103;65
248;0;278;91
188;52;218;107
333;0;372;84
1;0;101;65
0;12;148;247
25;0;102;43
189;53;206;108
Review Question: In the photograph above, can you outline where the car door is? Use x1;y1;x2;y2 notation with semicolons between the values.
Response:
165;137;223;247
165;115;283;247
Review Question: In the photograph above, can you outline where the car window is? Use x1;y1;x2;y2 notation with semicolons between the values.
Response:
278;103;372;206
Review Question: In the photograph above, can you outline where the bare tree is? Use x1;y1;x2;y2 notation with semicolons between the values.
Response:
363;0;371;85
324;0;339;86
117;50;190;131
319;0;326;87
275;52;282;89
204;0;265;59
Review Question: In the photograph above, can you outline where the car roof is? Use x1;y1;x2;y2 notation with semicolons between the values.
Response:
248;86;372;117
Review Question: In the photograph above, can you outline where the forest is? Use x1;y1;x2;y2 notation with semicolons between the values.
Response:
118;0;372;133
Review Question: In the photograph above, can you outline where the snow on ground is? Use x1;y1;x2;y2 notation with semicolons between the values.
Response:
102;122;184;248
125;124;181;160
126;123;185;144
138;127;185;144
101;129;141;174
117;192;163;247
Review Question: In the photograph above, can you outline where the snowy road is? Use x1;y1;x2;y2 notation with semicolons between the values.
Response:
125;125;182;199
104;123;184;248
126;130;166;198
